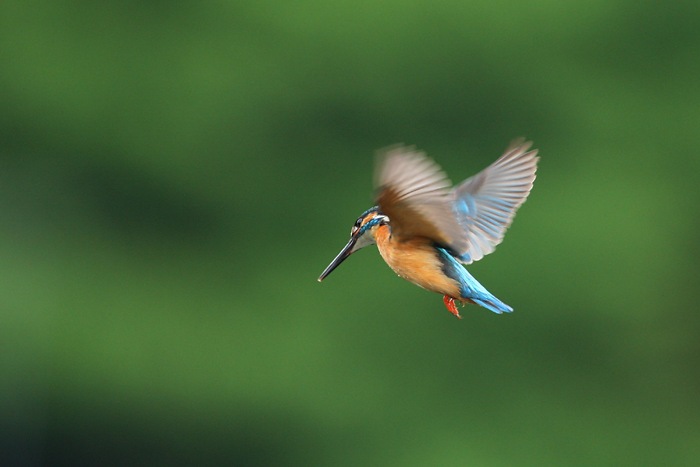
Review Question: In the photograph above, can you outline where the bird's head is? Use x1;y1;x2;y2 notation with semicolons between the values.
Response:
317;206;389;281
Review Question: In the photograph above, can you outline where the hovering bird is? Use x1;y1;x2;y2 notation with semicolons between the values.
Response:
318;139;538;318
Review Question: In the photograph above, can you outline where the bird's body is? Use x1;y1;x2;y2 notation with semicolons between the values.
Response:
373;226;461;299
318;140;539;319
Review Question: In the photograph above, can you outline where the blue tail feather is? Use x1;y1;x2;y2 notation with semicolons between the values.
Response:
436;247;513;314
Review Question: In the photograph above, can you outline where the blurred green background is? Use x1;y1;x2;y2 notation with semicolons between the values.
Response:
1;1;699;465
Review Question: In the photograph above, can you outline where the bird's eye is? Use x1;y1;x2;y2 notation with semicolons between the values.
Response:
351;218;363;234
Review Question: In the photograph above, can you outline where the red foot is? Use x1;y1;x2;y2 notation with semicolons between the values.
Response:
443;295;462;319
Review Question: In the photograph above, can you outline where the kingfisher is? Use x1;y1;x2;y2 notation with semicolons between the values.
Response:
317;139;539;318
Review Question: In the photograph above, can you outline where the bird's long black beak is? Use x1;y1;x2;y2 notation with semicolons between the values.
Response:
317;237;357;282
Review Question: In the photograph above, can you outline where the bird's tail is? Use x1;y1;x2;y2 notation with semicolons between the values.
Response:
436;247;514;314
470;296;513;314
460;269;514;314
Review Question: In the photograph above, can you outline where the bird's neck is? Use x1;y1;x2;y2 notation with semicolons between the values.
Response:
373;224;392;250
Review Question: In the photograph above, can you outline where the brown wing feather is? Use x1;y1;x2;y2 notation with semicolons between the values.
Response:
375;146;469;253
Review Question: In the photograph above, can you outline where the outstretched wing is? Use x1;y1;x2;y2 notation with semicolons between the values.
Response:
375;146;469;254
453;139;539;264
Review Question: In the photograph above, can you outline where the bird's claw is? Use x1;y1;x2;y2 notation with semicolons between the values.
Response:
442;296;462;319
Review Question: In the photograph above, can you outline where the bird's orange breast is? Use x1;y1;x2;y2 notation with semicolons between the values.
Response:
373;225;461;298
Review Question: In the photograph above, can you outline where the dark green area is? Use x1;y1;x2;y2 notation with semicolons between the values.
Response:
1;1;699;465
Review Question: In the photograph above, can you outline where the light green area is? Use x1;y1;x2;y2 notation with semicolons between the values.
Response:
1;1;699;465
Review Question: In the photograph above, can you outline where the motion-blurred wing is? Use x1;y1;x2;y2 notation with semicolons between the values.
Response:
453;139;539;264
375;146;469;253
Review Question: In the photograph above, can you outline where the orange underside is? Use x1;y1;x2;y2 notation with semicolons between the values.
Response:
374;226;462;298
373;225;478;319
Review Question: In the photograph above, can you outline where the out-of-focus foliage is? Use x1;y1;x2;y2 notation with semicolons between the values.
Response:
1;1;699;465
